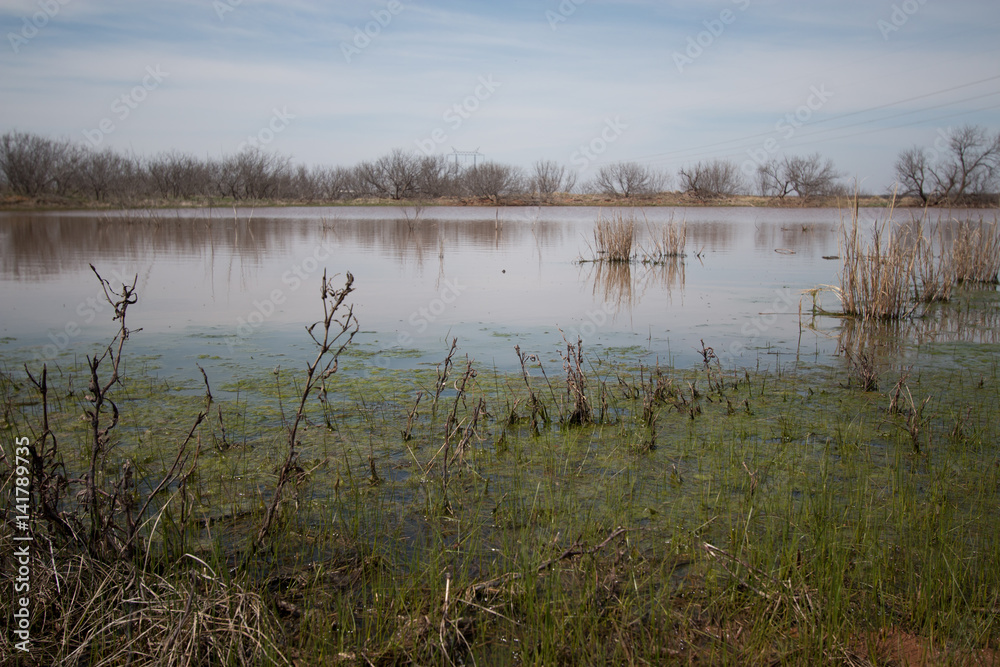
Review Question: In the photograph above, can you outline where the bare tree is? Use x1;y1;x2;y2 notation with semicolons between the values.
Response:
893;147;932;203
355;148;420;200
530;159;576;198
678;159;745;199
215;148;291;200
77;147;138;202
591;161;665;198
145;150;212;199
755;153;841;198
462;162;524;202
784;153;842;197
754;158;790;198
0;131;79;197
314;165;358;200
415;154;458;198
895;125;1000;204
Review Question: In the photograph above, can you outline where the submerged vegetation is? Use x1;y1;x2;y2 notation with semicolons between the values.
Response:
2;259;1000;665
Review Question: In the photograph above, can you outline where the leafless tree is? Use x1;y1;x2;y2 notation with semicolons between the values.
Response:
215;148;291;200
77;147;140;202
145;150;212;199
894;125;1000;204
0;130;80;197
530;159;576;198
678;159;745;199
590;161;665;198
316;165;359;200
754;158;789;197
893;147;932;203
755;153;841;198
785;153;842;197
355;148;420;200
415;154;458;198
462;162;525;202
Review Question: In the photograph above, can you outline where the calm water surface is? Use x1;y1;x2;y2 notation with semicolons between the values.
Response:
0;206;895;380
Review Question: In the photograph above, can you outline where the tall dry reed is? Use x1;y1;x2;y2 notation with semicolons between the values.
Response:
909;220;955;303
836;202;918;320
952;217;1000;284
592;211;634;262
644;216;687;260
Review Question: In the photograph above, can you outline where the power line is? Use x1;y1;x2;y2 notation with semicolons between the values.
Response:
626;74;1000;165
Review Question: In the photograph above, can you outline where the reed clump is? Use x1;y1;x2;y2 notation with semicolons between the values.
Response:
643;216;687;261
587;210;687;268
836;201;918;320
831;199;1000;319
592;210;635;262
912;220;955;303
952;217;1000;284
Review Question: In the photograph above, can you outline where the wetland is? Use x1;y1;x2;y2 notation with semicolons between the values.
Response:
1;205;999;665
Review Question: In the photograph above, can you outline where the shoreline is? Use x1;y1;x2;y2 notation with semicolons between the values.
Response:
3;191;997;213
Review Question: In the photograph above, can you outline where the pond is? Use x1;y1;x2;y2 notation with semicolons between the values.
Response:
0;205;867;379
3;205;999;665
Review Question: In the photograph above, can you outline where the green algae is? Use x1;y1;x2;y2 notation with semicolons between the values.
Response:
4;302;1000;663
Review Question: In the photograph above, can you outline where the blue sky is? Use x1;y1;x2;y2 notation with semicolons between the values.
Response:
2;0;999;191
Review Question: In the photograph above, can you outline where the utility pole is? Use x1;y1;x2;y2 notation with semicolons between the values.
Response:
450;147;484;173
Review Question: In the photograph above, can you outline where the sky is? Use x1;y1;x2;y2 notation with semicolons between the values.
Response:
1;0;999;192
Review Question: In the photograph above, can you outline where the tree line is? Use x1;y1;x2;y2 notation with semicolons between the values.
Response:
1;125;997;205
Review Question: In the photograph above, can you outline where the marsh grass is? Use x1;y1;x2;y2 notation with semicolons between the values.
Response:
587;210;687;264
835;200;918;320
591;210;634;262
643;215;687;261
4;278;1000;664
953;217;1000;284
911;219;956;303
832;201;1000;320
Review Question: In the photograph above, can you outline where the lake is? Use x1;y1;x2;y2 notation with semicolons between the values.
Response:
0;205;970;381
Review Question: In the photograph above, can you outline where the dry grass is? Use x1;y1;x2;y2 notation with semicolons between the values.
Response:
15;549;288;666
644;216;687;260
909;219;956;303
592;210;634;262
835;200;918;320
832;206;1000;320
953;217;1000;284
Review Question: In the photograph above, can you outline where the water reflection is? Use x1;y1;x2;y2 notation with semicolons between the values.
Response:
2;206;992;375
585;259;686;313
836;291;1000;362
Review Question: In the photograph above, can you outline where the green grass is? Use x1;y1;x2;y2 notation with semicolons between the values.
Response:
3;314;1000;664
